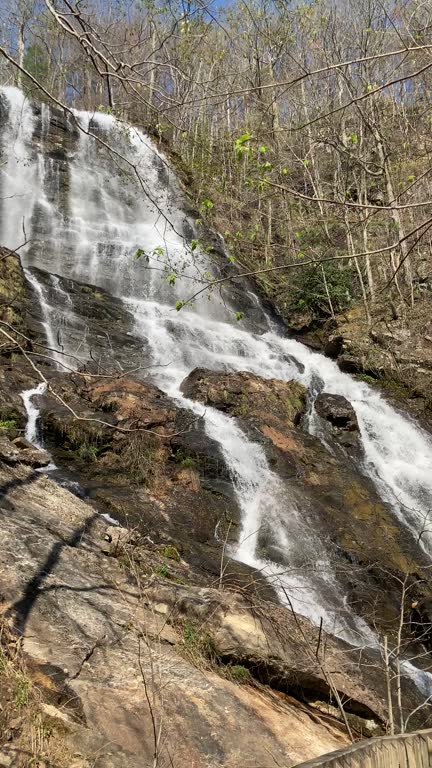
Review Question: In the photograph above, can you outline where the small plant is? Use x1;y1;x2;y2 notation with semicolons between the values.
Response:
158;545;181;562
78;444;99;462
181;619;214;661
0;418;17;431
228;664;251;683
174;449;195;467
181;456;195;469
15;675;30;708
354;373;378;386
123;432;159;487
154;564;170;578
183;619;199;648
199;198;214;216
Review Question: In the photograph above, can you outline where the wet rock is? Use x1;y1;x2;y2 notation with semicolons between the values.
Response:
180;368;432;634
12;437;51;467
12;436;35;451
181;368;307;427
409;598;432;651
0;247;29;338
337;354;363;374
314;394;359;432
25;269;149;375
324;335;344;359
39;373;242;585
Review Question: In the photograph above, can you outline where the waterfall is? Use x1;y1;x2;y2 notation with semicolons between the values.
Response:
1;86;432;652
20;381;47;447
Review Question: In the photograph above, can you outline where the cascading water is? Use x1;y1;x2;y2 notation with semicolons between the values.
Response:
2;86;432;658
20;381;47;447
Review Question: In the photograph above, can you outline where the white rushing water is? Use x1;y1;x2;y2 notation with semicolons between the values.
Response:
1;86;432;654
20;381;47;447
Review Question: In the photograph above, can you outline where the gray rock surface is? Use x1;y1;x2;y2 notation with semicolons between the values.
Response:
0;459;353;767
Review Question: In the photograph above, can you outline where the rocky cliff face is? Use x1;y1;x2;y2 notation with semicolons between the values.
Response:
0;253;431;767
1;89;432;765
0;450;355;768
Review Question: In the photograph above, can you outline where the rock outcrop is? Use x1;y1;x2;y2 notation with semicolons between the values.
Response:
0;433;51;467
38;372;243;589
2;443;430;766
0;454;354;767
314;394;359;432
299;299;432;425
181;367;432;639
181;367;307;426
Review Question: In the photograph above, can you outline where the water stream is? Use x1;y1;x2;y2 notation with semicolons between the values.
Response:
20;381;47;447
1;86;432;660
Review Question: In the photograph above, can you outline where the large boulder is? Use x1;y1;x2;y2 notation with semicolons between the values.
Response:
181;368;307;427
142;581;401;729
314;393;359;432
0;433;51;467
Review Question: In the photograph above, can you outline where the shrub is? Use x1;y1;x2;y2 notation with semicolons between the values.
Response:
159;545;181;561
15;675;30;708
0;419;17;431
181;456;195;469
154;564;170;578
228;664;251;683
182;619;214;660
290;261;357;317
78;444;99;462
123;432;159;486
174;449;196;468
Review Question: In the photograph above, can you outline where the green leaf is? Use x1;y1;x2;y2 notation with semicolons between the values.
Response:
153;246;164;256
200;199;214;215
237;133;252;146
168;273;176;286
175;300;184;311
234;133;252;160
350;133;358;145
282;167;289;175
191;239;198;251
235;311;244;322
258;145;270;153
134;248;145;259
228;255;236;263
